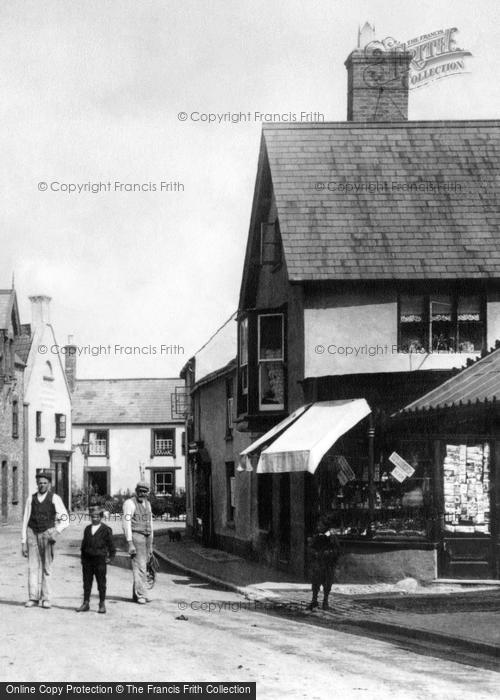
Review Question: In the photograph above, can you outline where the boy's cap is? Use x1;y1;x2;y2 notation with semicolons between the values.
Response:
88;505;103;514
136;481;150;492
36;470;52;482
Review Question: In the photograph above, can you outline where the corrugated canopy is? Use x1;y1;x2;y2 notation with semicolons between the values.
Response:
397;346;500;414
240;400;371;474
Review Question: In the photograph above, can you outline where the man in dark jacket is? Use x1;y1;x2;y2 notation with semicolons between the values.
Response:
307;518;341;611
76;506;116;614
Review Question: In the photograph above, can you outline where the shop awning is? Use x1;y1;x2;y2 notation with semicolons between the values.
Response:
239;404;311;471
240;399;371;474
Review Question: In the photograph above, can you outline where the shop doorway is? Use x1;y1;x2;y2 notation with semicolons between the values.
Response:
437;440;495;579
278;473;290;567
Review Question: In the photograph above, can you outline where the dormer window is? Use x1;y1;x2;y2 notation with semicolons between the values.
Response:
260;221;281;267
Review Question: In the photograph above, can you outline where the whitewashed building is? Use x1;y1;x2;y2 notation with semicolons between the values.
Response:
17;296;73;506
71;375;186;499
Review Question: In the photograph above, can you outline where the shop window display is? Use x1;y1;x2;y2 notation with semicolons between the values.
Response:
443;443;490;534
315;442;434;540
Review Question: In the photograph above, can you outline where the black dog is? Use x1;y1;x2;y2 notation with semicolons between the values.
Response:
168;530;181;542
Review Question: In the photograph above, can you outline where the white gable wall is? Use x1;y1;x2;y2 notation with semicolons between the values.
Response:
24;322;72;496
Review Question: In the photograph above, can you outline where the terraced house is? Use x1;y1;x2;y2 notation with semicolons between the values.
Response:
217;40;500;580
0;288;25;524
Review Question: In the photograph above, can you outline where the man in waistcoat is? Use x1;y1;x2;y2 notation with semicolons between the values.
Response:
21;471;69;608
122;481;154;604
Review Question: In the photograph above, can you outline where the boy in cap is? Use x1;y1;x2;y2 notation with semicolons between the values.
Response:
122;481;154;604
76;505;116;614
307;518;341;611
21;470;69;608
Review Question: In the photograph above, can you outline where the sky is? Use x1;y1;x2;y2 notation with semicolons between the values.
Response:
1;0;500;379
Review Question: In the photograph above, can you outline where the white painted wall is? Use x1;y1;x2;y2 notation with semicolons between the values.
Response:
304;292;500;378
24;322;72;496
72;424;185;496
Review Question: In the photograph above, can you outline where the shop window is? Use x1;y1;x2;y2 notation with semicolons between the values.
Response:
258;314;284;411
152;429;175;457
443;443;490;534
12;401;19;438
55;413;66;439
399;293;485;353
258;474;273;530
36;411;42;438
154;470;174;496
226;462;235;522
316;442;434;540
88;430;108;456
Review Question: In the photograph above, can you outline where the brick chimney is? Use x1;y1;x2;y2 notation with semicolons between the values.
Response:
345;26;412;122
64;334;77;393
29;295;51;329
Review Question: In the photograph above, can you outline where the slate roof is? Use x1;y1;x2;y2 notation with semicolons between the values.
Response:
72;378;185;424
398;347;500;413
14;332;33;364
0;290;14;329
262;121;500;280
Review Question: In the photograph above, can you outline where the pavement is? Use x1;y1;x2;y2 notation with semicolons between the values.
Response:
152;527;500;664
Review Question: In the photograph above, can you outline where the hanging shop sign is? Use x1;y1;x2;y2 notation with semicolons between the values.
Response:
389;451;415;483
335;455;356;485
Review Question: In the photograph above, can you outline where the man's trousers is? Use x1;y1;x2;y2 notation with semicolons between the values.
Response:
131;532;151;598
27;528;55;602
82;555;107;602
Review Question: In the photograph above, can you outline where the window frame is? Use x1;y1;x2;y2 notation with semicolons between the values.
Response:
11;463;19;504
12;400;19;439
257;312;285;412
151;428;176;458
153;469;175;496
86;429;109;457
226;377;234;439
237;308;288;417
398;292;485;354
260;220;282;268
55;413;66;439
36;411;42;439
226;461;235;523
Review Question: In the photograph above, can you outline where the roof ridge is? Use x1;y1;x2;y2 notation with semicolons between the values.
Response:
75;377;182;382
193;311;237;357
262;119;500;130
